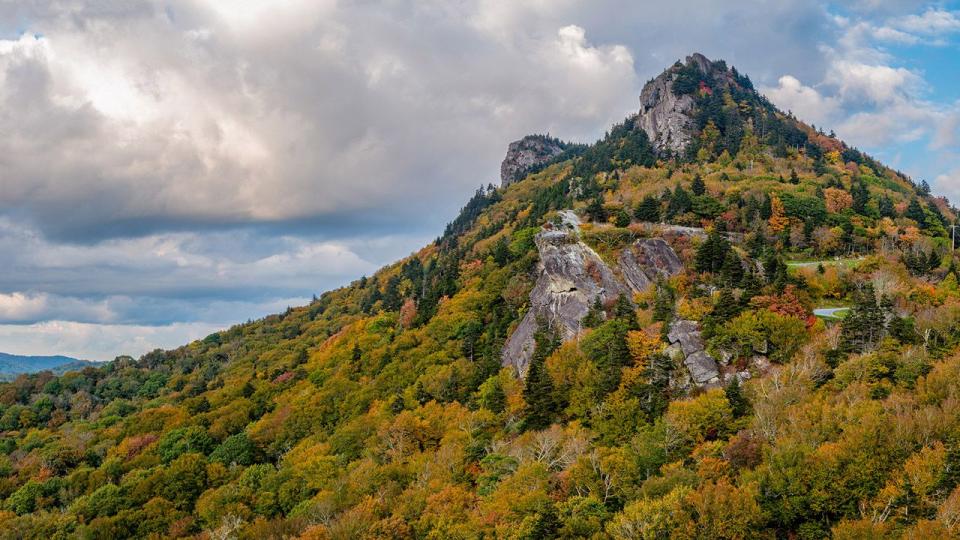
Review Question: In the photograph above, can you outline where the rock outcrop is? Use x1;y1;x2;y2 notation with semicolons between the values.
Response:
500;135;566;187
618;238;684;291
502;211;630;375
636;52;735;157
667;320;720;385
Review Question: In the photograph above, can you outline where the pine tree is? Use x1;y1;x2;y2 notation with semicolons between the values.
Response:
613;293;638;330
635;195;661;222
522;323;560;431
586;196;607;222
666;186;693;218
906;199;927;228
720;250;744;286
582;296;605;328
879;196;896;218
725;377;751;418
652;280;675;323
851;181;869;214
691;174;706;196
840;283;886;353
789;169;799;184
695;230;730;274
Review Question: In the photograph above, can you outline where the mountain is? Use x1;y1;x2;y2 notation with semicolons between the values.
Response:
2;53;959;539
0;353;101;381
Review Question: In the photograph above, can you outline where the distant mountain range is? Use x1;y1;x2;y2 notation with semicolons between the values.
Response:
0;352;102;380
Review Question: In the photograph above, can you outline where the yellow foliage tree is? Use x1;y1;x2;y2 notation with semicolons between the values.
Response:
768;196;789;233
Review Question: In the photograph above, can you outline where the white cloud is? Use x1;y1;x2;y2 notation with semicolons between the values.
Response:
761;75;840;126
825;59;921;104
895;8;960;35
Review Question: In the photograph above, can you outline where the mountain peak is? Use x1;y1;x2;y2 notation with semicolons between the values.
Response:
637;52;750;157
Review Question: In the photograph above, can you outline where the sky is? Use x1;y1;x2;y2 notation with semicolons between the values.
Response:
0;0;958;360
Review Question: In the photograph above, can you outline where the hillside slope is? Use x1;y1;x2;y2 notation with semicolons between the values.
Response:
2;53;960;539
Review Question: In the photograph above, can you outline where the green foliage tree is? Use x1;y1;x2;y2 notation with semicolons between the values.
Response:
635;195;661;222
523;323;560;431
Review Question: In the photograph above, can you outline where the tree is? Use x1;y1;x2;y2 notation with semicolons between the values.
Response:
666;186;693;219
789;169;799;184
586;196;607;222
691;174;706;196
695;230;731;274
824;187;853;213
720;250;744;286
523;323;560;431
209;433;259;467
840;283;886;353
635;195;661;222
725;378;751;418
768;196;789;233
583;296;605;328
879;195;896;218
906;199;927;227
652;280;675;323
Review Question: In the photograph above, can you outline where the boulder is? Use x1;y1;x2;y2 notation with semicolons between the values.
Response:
666;319;721;387
685;351;720;385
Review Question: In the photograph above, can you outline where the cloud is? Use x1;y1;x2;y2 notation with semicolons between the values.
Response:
761;75;840;126
895;8;960;35
1;0;959;358
0;2;644;243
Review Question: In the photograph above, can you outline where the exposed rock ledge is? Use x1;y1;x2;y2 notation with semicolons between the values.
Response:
500;135;566;187
666;320;720;385
502;211;688;377
501;211;629;375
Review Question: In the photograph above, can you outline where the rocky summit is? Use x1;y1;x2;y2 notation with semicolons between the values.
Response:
499;134;567;187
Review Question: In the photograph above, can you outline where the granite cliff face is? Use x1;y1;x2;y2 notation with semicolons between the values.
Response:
500;135;566;187
501;211;629;375
502;212;689;377
636;52;735;157
618;238;684;291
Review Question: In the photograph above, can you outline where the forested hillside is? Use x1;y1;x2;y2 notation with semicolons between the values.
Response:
2;54;960;539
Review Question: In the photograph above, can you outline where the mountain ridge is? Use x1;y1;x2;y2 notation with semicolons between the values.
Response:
1;52;959;539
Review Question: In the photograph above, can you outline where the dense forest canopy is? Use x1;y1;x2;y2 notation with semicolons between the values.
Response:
2;56;960;540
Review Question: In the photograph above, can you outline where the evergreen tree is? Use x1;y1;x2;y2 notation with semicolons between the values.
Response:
691;174;706;196
725;377;751;418
635;195;661;222
582;296;605;328
703;288;740;338
695;230;731;274
613;293;637;329
789;169;799;184
879;195;896;218
652;280;675;323
906;199;927;227
840;283;886;353
666;186;693;218
851;181;869;214
720;250;744;286
585;196;607;222
523;322;560;431
918;179;931;196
